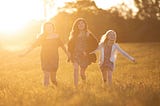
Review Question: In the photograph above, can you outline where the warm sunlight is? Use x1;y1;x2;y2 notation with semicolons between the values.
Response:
0;0;44;34
0;0;73;34
0;0;137;35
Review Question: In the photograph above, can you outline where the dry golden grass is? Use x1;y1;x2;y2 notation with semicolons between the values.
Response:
0;42;159;106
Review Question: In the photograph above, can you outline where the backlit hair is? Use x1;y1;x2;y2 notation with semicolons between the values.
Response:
69;18;88;40
99;30;116;46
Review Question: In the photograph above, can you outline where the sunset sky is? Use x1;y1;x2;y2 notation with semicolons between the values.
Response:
0;0;137;33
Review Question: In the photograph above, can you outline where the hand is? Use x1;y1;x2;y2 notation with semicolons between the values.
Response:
19;47;32;57
89;51;94;54
66;52;71;62
99;62;103;67
132;59;136;63
67;58;70;62
83;52;87;56
19;52;27;57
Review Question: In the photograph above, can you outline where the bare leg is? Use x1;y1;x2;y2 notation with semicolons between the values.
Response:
43;71;50;86
101;69;107;84
50;71;57;86
107;70;113;85
73;62;79;87
80;67;86;81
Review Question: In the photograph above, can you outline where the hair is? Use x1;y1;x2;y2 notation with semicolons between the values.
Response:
37;21;55;39
69;18;88;40
99;30;117;46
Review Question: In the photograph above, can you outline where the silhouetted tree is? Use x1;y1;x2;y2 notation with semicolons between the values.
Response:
134;0;160;20
58;0;98;14
49;0;160;42
108;3;135;19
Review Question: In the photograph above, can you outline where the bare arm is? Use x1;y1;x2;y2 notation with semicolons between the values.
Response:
19;36;42;57
116;44;135;62
90;44;102;54
19;46;34;57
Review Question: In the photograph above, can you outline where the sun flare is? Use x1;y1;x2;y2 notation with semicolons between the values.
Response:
0;0;137;34
0;0;44;34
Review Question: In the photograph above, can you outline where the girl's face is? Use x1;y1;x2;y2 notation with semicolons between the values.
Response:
108;32;116;41
44;23;54;34
77;20;85;30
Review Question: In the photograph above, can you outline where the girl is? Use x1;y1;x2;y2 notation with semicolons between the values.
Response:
68;18;98;87
21;22;69;86
91;30;135;85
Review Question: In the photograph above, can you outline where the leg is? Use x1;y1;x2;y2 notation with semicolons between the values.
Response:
50;71;57;86
101;69;107;84
107;69;113;85
73;62;79;87
43;71;50;86
80;67;87;81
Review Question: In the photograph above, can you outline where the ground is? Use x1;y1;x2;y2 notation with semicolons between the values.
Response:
0;42;159;106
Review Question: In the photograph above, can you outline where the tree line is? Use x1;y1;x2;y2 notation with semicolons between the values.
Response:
49;0;160;42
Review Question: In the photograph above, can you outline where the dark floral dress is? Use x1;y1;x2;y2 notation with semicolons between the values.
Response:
72;34;90;68
32;35;63;71
68;32;98;69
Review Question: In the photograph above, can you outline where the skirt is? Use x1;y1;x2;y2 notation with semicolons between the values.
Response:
100;61;114;71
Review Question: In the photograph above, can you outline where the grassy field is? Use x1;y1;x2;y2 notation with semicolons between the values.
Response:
0;42;159;106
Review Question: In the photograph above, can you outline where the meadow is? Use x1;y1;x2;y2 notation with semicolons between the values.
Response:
0;42;159;106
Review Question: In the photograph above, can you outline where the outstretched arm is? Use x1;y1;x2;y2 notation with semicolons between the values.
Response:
116;44;135;62
58;38;71;61
19;36;42;57
19;46;34;57
90;44;102;54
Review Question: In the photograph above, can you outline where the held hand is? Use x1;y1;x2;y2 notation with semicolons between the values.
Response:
99;62;103;67
66;52;71;62
83;52;87;56
67;58;70;62
89;51;94;54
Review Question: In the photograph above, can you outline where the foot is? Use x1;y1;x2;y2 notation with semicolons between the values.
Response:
51;80;57;86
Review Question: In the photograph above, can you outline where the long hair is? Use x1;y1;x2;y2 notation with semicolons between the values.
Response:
99;30;116;47
69;18;88;40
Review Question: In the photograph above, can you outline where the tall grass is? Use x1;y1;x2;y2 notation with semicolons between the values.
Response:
0;43;159;106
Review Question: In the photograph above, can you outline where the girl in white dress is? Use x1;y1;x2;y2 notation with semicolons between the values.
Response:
91;30;135;85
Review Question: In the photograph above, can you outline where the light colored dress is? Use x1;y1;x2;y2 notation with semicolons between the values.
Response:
92;43;134;71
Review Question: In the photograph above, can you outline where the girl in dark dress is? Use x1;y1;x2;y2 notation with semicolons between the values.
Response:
21;22;69;86
68;18;98;87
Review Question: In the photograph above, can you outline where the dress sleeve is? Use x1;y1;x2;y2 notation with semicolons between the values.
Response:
116;43;134;61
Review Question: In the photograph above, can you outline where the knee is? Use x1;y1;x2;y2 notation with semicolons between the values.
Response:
44;71;50;78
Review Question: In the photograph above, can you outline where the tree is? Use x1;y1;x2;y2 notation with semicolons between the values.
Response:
108;3;135;19
134;0;160;20
58;0;98;14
